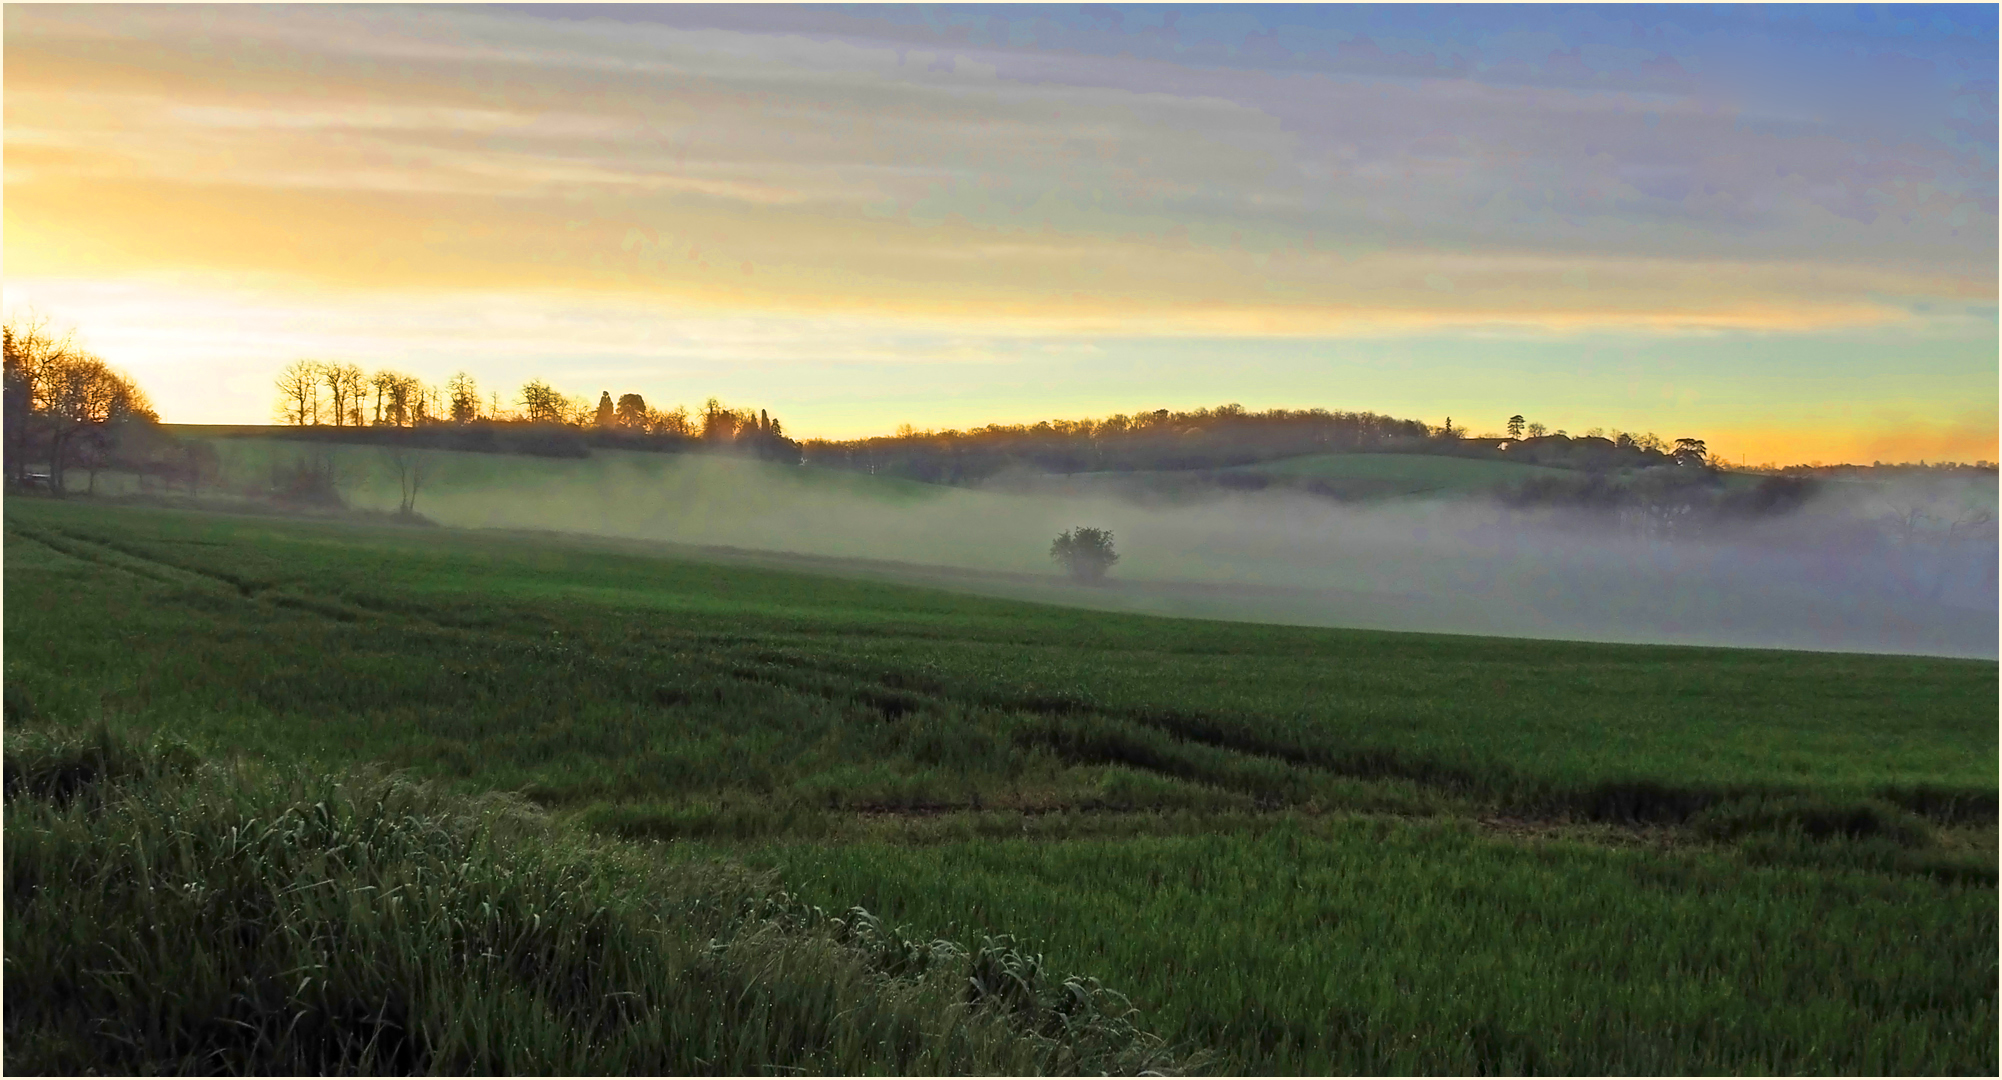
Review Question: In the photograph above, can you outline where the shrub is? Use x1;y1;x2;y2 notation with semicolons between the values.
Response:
1051;526;1120;583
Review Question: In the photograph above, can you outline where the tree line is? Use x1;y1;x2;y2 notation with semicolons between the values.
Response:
797;404;1713;483
801;404;1435;482
2;315;214;496
269;360;800;462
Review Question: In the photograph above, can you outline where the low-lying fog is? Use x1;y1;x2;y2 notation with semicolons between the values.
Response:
319;447;1996;659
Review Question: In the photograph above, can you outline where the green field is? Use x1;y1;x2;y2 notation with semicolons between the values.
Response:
101;434;1993;662
994;449;1573;503
138;430;1606;521
6;496;1996;1073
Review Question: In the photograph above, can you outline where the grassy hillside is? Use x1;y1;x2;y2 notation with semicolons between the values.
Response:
1227;450;1575;496
192;433;953;508
985;450;1567;503
160;432;1579;511
6;496;1995;1074
98;435;1996;662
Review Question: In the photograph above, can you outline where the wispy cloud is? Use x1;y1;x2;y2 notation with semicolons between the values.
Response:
3;3;1993;447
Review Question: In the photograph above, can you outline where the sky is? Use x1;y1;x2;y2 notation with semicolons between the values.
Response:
5;3;1996;463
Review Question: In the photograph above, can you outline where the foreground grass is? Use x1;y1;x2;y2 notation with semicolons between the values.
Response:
5;496;1996;1074
3;725;1190;1075
749;828;1995;1074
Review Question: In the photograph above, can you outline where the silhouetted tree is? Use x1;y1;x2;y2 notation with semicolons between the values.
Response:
320;362;354;426
615;393;648;429
1507;414;1525;439
700;397;736;442
648;403;693;437
1051;526;1119;583
385;373;410;426
4;313;75;485
448;372;480;424
40;351;155;495
520;380;567;424
1672;437;1708;467
367;370;407;425
382;443;433;518
275;360;321;425
332;364;367;426
595;391;615;428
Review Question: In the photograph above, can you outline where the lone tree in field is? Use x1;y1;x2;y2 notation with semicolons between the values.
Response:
382;443;432;518
1507;414;1526;439
1051;526;1119;583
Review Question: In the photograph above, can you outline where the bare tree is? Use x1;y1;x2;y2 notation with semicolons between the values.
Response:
370;370;427;427
275;359;321;425
385;375;407;426
382;443;433;518
648;404;693;436
448;372;480;424
368;370;388;424
319;363;365;426
519;380;568;424
409;377;440;426
5;312;76;484
369;369;409;425
42;351;155;495
346;365;370;426
319;362;348;426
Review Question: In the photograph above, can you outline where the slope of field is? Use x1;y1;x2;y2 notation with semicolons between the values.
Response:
95;435;2002;658
6;497;1995;1074
977;450;1568;503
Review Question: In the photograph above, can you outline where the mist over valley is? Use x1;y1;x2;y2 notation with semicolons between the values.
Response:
177;436;1999;659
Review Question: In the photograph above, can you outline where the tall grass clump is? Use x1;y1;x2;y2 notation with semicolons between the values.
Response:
3;726;1195;1075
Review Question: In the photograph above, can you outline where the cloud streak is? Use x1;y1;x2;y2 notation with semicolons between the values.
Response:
3;3;1993;451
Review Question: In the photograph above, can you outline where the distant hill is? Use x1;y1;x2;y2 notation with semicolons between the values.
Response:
981;452;1580;503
